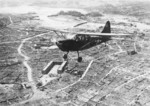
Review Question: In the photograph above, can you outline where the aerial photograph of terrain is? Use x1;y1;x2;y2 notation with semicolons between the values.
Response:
0;0;150;106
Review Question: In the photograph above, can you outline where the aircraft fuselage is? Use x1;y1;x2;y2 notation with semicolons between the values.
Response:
56;35;111;52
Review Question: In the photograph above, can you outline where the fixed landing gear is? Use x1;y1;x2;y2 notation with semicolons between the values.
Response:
77;57;82;62
105;43;107;47
63;52;69;61
63;51;83;62
77;51;82;62
63;54;68;60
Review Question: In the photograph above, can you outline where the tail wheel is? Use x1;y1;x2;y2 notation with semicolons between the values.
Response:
63;54;68;60
78;57;82;62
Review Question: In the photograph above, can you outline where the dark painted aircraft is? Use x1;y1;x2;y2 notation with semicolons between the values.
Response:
54;21;131;62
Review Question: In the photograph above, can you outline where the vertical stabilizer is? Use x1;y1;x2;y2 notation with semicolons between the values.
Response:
101;21;111;33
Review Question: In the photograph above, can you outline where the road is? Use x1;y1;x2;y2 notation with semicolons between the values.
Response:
15;31;51;105
17;38;33;82
0;41;21;44
9;16;13;24
17;32;50;82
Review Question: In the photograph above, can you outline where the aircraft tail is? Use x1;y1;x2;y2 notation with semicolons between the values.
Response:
101;21;111;33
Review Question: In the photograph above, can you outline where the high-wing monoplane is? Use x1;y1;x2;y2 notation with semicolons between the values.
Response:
53;21;131;62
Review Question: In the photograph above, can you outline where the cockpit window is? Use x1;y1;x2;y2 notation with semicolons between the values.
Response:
74;34;90;41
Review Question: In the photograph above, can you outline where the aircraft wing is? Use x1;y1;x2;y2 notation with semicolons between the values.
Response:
51;29;132;36
71;32;132;36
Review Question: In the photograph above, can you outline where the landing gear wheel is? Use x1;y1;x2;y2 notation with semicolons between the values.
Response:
77;57;82;62
63;54;68;60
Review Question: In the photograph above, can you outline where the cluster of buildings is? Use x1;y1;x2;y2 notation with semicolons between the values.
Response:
38;61;68;86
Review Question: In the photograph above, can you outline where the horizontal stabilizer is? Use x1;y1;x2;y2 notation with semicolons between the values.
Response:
111;37;135;41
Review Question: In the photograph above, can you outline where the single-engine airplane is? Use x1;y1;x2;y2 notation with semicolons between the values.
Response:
53;21;131;62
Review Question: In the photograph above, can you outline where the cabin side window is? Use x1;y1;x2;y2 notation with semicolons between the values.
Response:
75;35;82;41
75;34;90;41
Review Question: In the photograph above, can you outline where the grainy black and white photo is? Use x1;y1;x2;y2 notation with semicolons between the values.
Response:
0;0;150;106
